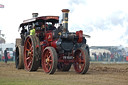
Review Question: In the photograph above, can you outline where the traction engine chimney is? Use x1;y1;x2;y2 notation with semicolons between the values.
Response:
32;13;38;18
62;9;70;33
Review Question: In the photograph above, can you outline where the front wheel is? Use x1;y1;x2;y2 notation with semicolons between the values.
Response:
73;48;90;74
42;47;58;74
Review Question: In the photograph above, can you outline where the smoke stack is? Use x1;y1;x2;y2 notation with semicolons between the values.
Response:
32;13;38;18
62;9;70;33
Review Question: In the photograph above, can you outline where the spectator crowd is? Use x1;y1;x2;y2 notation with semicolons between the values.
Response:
92;51;128;62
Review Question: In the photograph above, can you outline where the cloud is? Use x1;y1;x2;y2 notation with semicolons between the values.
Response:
69;0;85;5
110;11;125;26
1;0;128;47
67;0;128;46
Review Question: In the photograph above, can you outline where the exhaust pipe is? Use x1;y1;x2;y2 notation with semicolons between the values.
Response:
32;13;38;18
62;9;70;33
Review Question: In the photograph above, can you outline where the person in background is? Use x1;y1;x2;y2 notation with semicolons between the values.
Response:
93;52;97;61
51;22;56;30
47;22;56;30
126;52;128;62
13;50;15;61
107;52;111;62
103;52;106;61
114;52;118;62
4;48;8;64
110;53;114;62
98;53;102;61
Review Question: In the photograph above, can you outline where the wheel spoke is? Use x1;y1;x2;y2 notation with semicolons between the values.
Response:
44;50;49;58
45;63;48;67
46;55;49;58
45;63;49;71
31;54;33;58
77;63;80;69
26;57;30;61
80;63;84;69
49;60;52;62
76;63;80;69
30;46;33;51
46;50;49;55
81;60;85;63
49;53;52;58
46;51;50;58
28;61;32;68
48;64;52;70
79;53;82;58
27;39;32;47
26;48;29;51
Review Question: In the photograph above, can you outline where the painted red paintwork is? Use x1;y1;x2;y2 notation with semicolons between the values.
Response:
76;30;83;43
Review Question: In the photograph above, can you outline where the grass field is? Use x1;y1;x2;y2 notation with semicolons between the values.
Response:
0;62;128;85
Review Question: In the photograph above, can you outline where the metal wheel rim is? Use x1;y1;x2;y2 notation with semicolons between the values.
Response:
74;49;85;73
42;49;53;73
24;37;33;71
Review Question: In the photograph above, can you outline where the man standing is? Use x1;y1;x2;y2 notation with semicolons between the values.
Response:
30;28;35;35
20;27;27;46
30;24;36;35
13;50;15;61
4;48;8;63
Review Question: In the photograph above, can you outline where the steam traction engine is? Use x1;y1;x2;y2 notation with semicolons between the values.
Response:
15;9;90;74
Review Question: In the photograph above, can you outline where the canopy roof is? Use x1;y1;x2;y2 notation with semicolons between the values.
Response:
19;16;59;28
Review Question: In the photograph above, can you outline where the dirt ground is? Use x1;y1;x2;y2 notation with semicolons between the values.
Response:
0;62;128;85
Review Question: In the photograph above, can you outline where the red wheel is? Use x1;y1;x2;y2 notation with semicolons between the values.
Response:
42;47;58;74
24;35;40;71
74;48;90;74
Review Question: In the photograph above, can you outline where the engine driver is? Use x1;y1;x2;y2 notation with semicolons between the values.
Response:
30;24;36;35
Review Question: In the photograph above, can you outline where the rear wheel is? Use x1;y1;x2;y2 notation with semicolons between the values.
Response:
74;48;90;74
15;45;24;69
42;47;58;74
24;35;40;71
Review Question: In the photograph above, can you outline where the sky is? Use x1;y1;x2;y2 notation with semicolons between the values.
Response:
0;0;128;46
